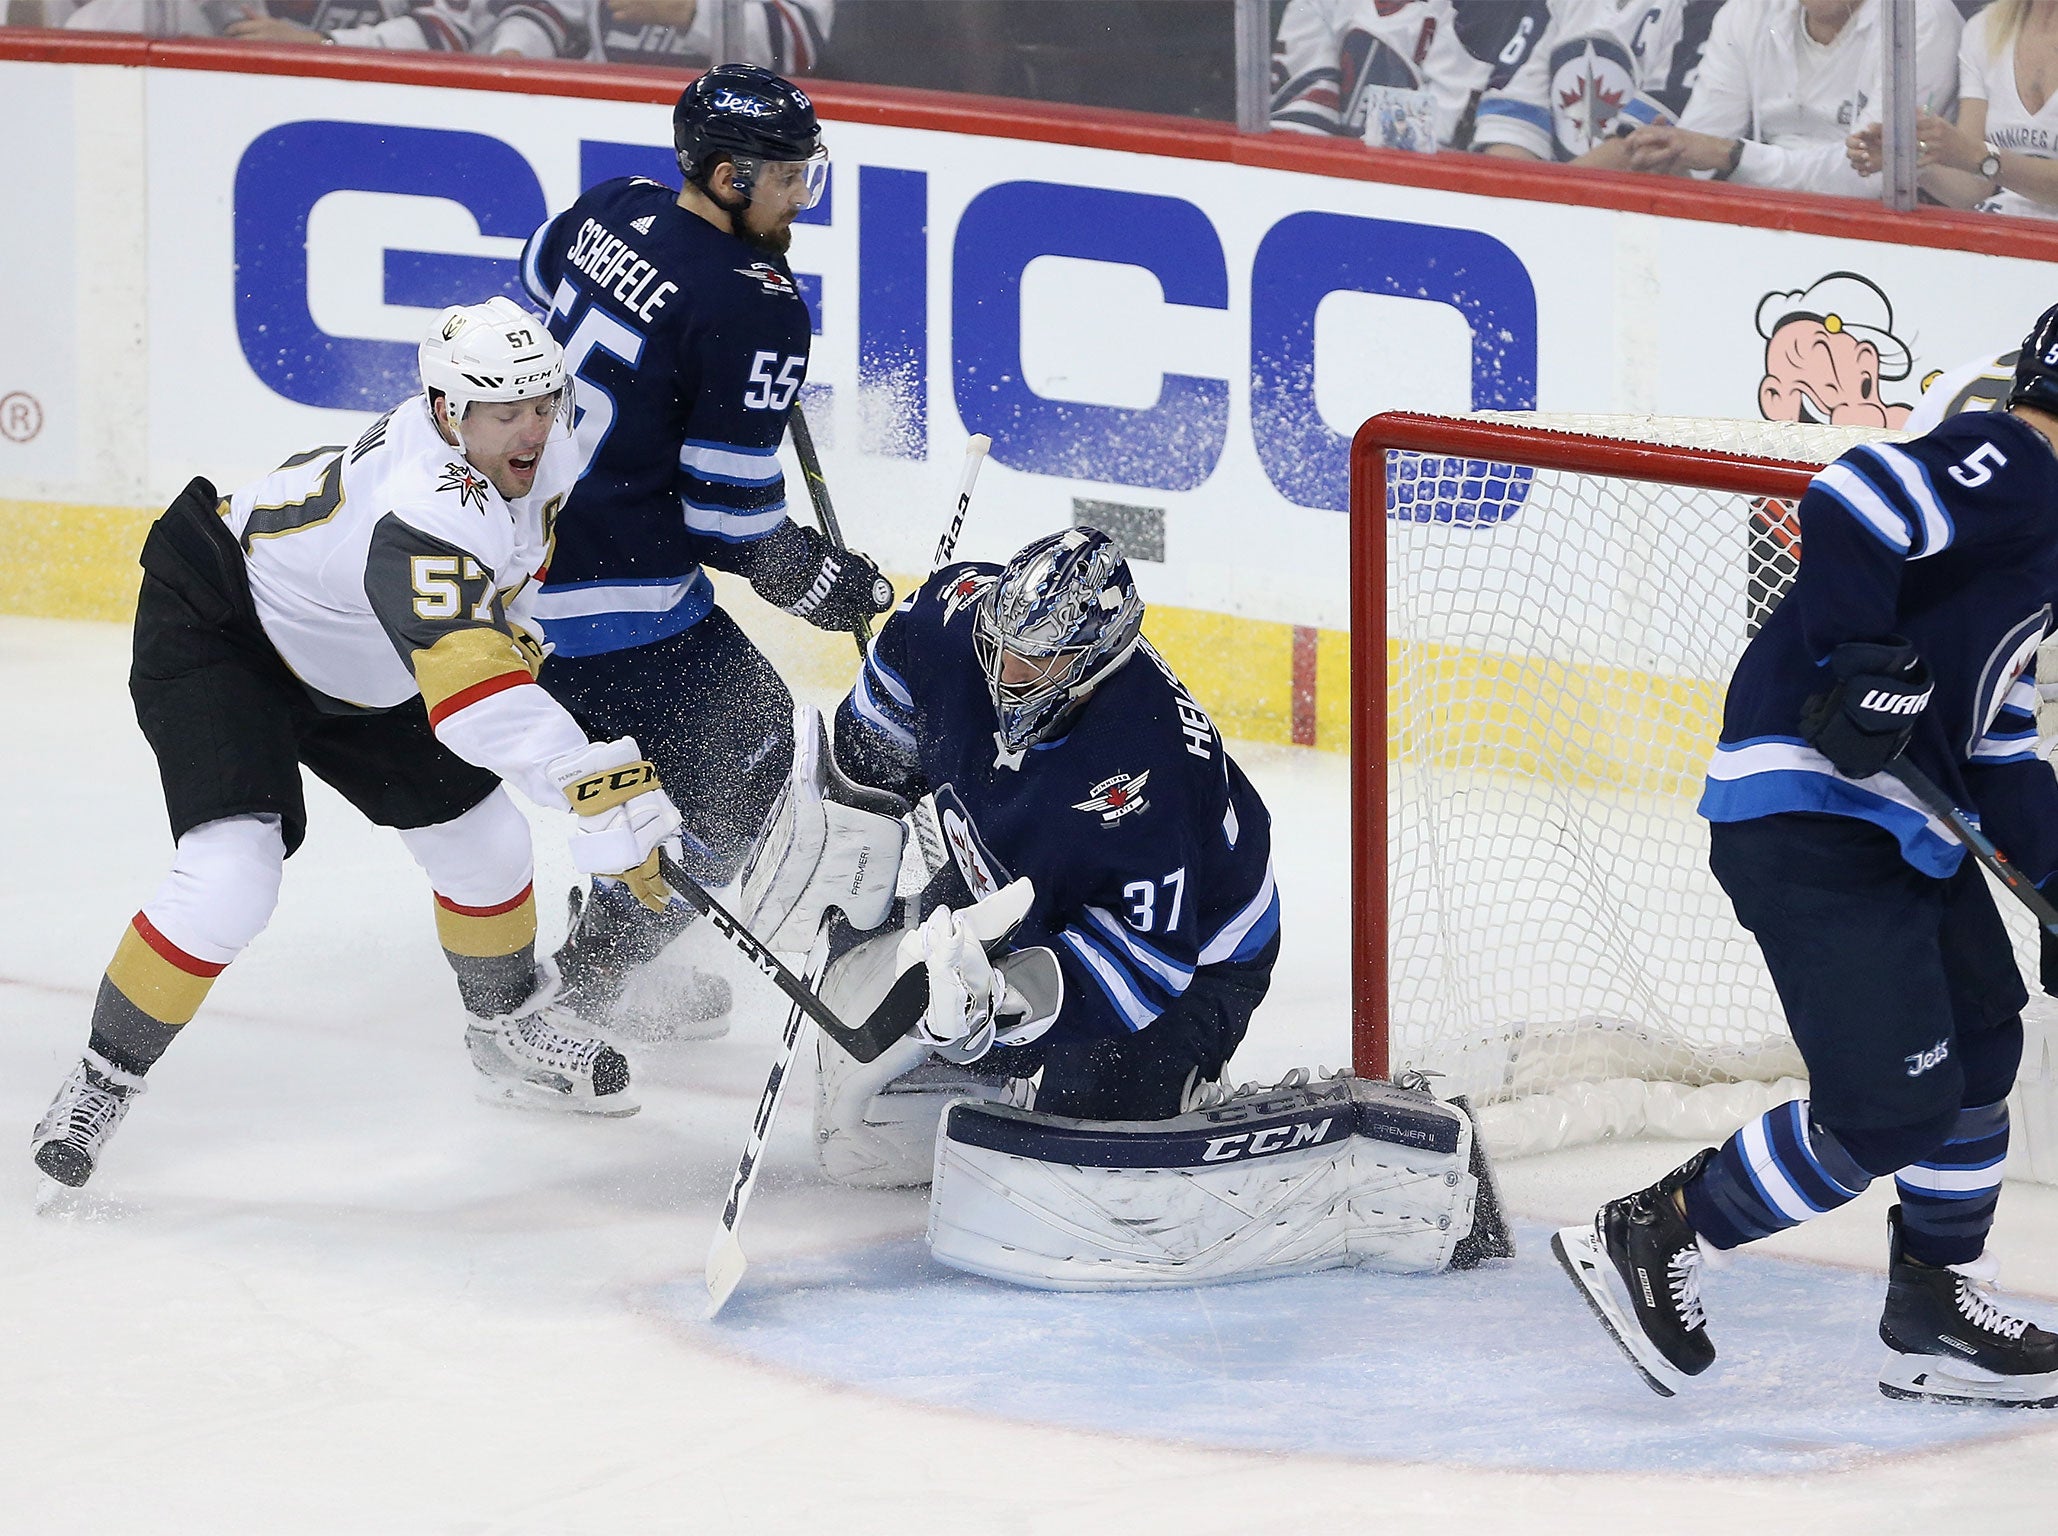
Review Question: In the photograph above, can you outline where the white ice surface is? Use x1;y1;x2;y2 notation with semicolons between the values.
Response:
4;614;2058;1534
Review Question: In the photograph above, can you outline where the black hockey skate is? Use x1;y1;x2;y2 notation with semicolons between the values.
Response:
554;879;730;1040
1553;1147;1719;1396
31;1051;147;1189
1877;1205;2058;1408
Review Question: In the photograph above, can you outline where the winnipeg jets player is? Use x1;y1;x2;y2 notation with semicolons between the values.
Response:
1557;308;2058;1406
30;299;685;1190
519;64;893;1028
739;529;1514;1286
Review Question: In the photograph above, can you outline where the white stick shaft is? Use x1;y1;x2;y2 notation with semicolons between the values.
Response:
932;433;992;570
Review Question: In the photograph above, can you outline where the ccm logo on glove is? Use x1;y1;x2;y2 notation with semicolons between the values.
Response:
566;761;660;810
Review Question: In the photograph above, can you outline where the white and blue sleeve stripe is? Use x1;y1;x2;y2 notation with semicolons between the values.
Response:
1813;461;1914;554
1198;860;1279;966
682;495;788;542
1852;443;1954;558
679;439;784;487
1059;925;1165;1031
1083;906;1195;996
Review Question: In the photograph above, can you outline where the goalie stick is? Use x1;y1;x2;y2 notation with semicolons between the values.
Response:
908;434;995;878
787;402;869;656
655;851;902;1064
1884;758;2058;933
706;933;827;1319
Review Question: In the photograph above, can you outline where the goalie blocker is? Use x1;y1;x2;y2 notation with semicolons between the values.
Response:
927;1072;1514;1289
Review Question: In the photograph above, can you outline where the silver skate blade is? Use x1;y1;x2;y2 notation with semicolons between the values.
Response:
1552;1226;1690;1399
471;1079;641;1118
1880;1350;2058;1409
706;1232;746;1320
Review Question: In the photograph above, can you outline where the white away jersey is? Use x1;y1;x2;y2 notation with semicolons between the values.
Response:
221;397;588;808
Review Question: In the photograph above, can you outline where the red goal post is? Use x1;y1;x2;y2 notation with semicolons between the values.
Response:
1347;412;1833;1085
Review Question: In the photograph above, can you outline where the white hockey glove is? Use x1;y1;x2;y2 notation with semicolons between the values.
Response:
895;878;1035;1064
548;737;684;913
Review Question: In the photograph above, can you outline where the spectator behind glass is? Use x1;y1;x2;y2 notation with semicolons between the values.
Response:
1270;0;1549;153
1473;0;1723;166
1614;0;1961;195
61;1;487;47
482;1;829;71
1851;0;2058;217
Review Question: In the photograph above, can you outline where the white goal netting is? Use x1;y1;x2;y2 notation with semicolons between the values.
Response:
1369;412;2058;1177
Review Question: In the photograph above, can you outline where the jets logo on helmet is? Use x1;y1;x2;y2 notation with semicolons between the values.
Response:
674;64;828;213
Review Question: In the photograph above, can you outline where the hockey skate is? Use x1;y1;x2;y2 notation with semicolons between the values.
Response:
1554;1147;1719;1397
555;878;731;1042
1877;1205;2058;1407
466;968;639;1116
31;1050;146;1189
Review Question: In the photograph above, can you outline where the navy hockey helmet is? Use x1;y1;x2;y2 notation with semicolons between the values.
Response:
2007;302;2058;415
974;528;1145;752
673;64;827;211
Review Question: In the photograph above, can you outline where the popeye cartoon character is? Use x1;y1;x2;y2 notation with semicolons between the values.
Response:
1755;272;1915;428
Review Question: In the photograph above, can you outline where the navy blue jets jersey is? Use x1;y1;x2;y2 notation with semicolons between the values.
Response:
834;566;1281;1044
520;177;811;657
1701;410;2058;883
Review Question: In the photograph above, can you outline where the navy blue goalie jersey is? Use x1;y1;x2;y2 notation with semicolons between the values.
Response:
520;177;811;657
833;566;1281;1045
1700;409;2058;884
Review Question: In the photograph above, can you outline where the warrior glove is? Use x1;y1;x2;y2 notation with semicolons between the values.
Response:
1798;638;1933;781
755;523;895;634
549;737;684;913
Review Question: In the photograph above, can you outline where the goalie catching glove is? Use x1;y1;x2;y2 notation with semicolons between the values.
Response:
548;737;683;913
1798;637;1934;780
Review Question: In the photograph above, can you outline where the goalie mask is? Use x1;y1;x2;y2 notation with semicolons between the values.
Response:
974;529;1145;752
418;297;574;448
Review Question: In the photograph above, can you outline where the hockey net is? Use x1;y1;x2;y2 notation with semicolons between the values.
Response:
1349;412;2056;1177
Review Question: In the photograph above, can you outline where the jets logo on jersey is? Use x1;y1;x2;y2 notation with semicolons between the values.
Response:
941;571;998;626
1074;771;1151;825
1550;38;1639;154
736;263;802;300
935;786;1011;899
436;461;492;514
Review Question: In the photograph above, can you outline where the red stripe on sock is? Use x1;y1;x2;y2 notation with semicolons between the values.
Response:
427;671;532;729
131;912;227;978
435;883;536;919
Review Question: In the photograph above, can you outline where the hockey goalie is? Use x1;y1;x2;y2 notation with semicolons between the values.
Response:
740;529;1511;1288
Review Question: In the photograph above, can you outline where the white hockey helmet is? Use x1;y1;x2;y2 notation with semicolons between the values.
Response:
418;296;571;429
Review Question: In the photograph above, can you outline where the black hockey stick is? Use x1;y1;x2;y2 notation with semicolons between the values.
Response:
787;401;869;656
1883;757;2058;933
657;850;901;1062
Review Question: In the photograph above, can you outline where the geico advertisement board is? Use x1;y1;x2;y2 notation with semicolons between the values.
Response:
122;67;2058;628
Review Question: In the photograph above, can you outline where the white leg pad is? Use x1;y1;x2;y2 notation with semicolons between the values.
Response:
812;929;1009;1187
927;1075;1480;1289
